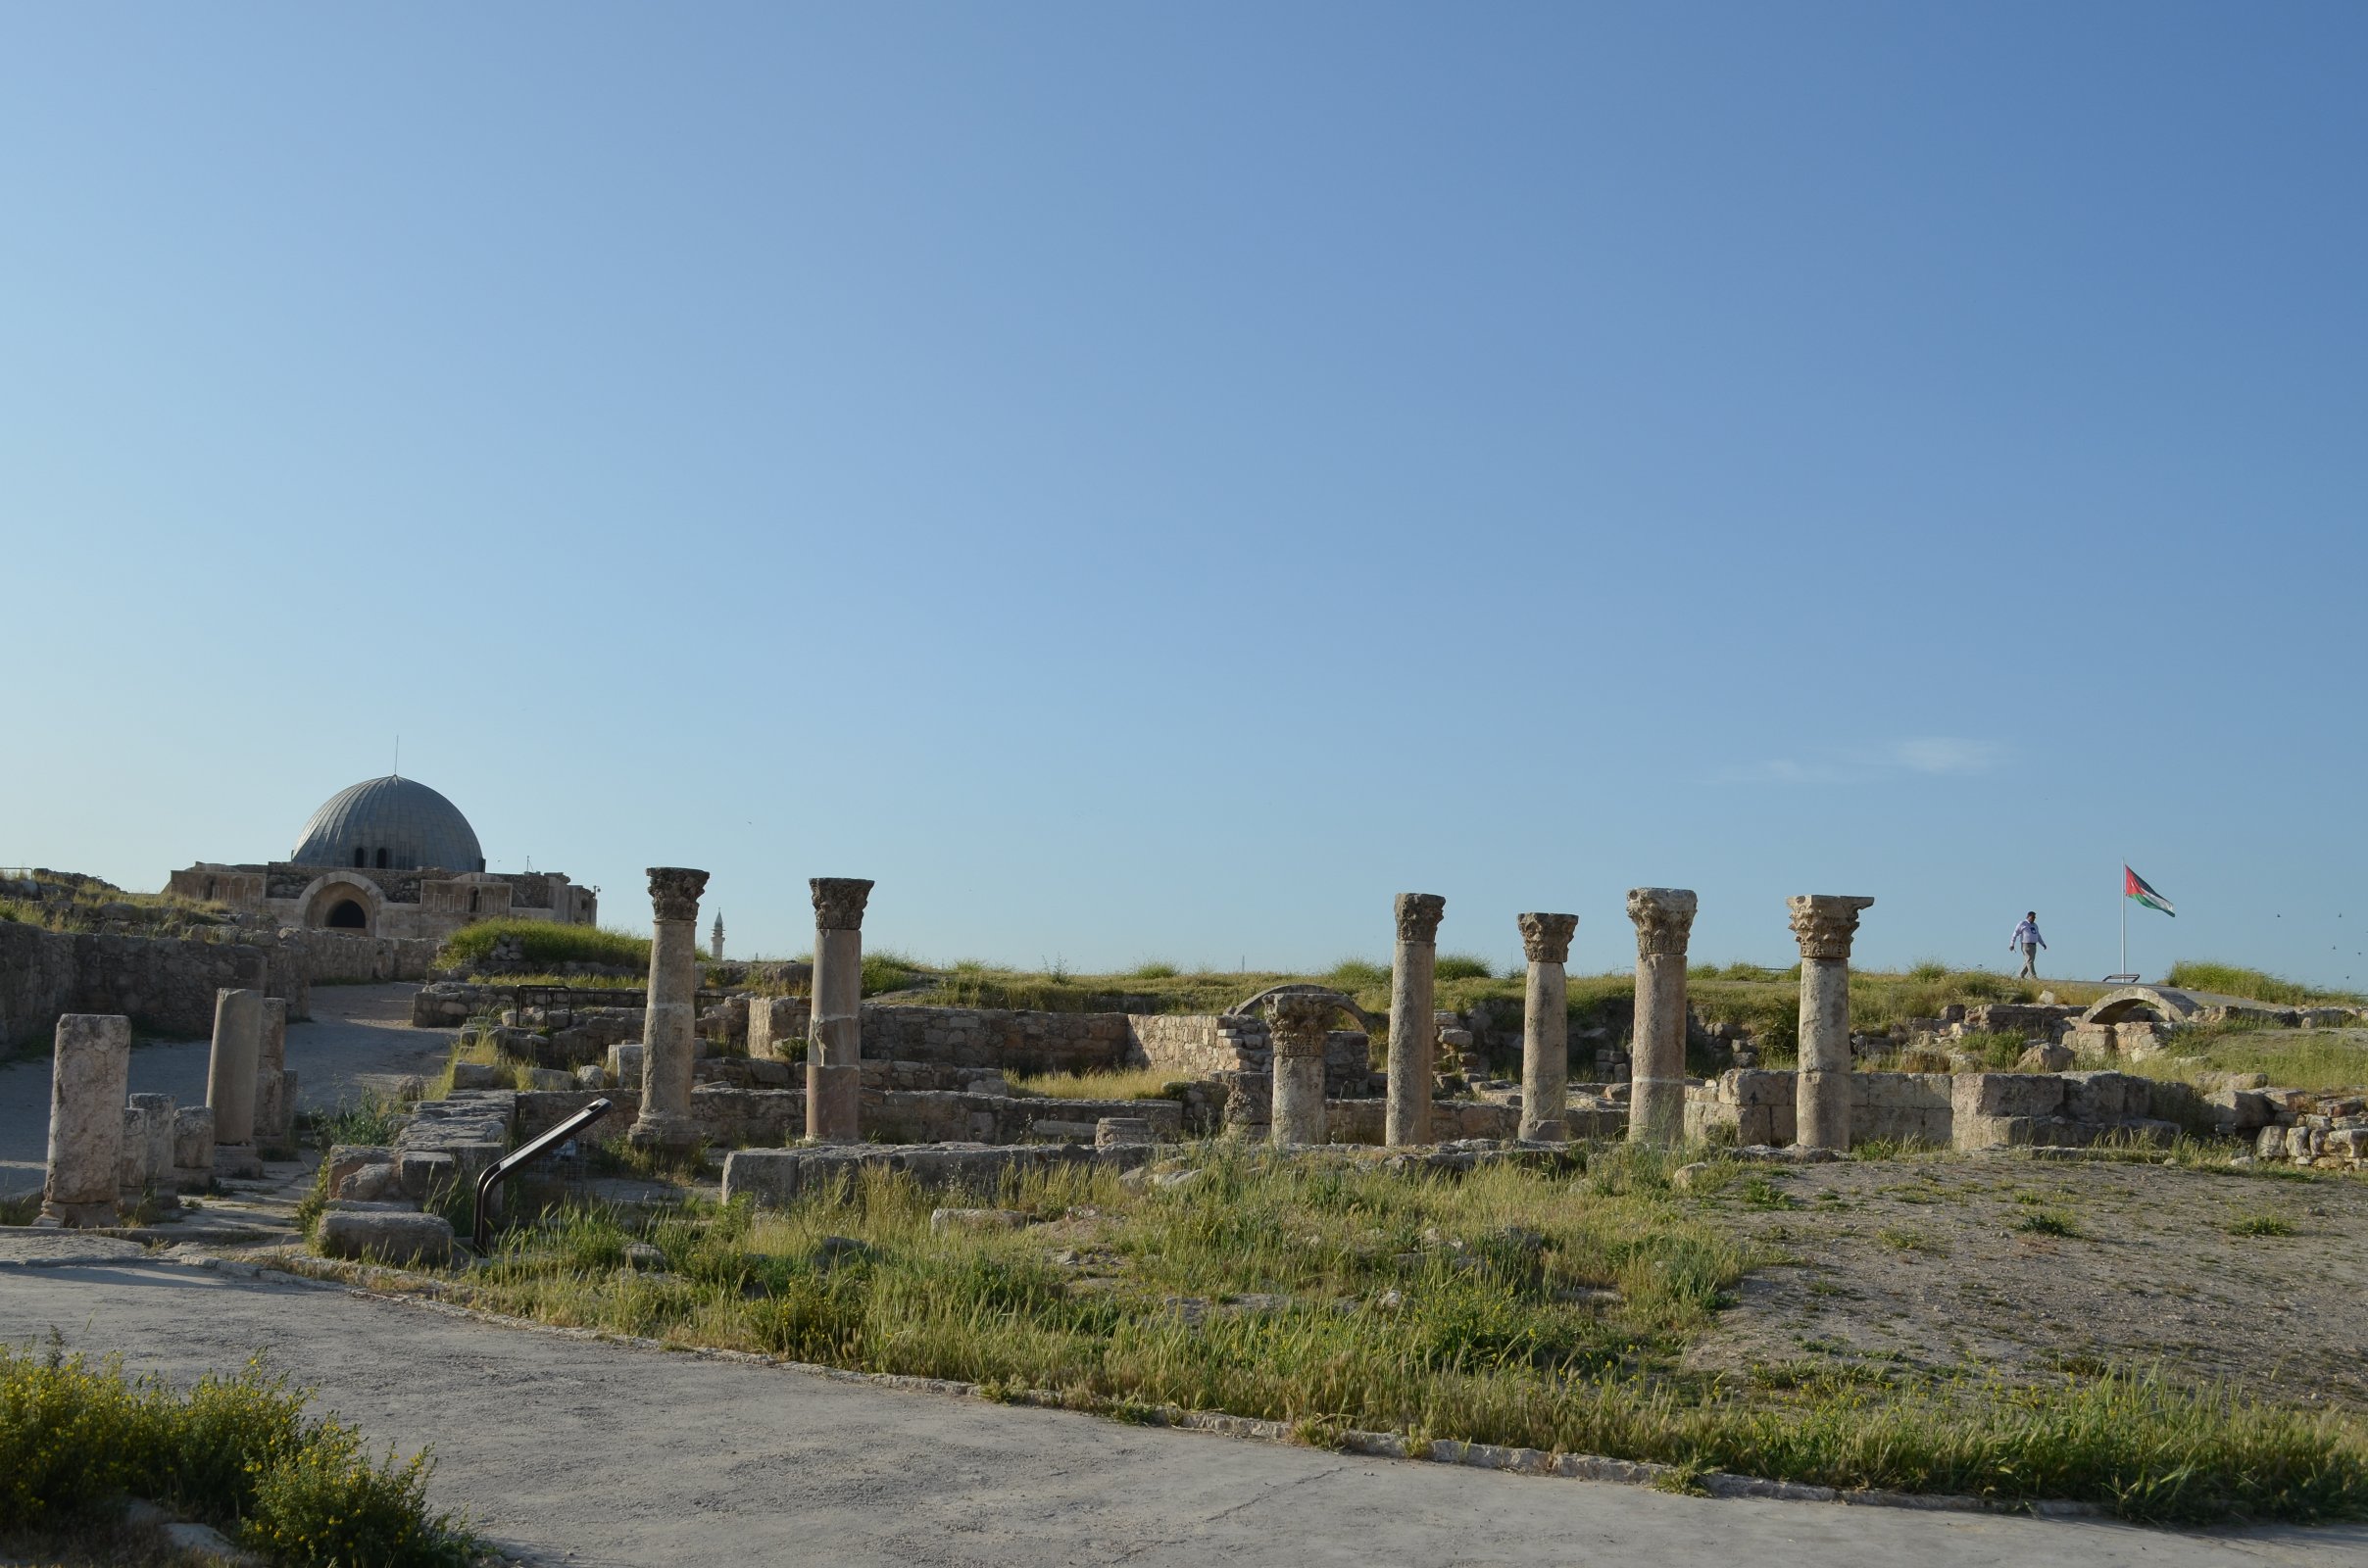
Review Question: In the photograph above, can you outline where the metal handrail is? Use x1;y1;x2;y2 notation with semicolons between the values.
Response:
473;1097;613;1252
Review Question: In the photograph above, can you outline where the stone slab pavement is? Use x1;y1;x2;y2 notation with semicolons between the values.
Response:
1;1255;2360;1568
0;983;454;1197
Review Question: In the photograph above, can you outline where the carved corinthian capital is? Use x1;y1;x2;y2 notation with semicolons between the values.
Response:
1517;912;1579;966
1788;895;1874;961
645;867;709;924
1625;888;1698;957
810;877;875;932
1393;893;1446;946
1265;993;1334;1057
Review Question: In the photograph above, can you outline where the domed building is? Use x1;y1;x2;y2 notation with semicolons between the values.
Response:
169;775;596;943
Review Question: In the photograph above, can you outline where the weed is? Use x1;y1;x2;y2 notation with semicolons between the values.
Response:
1432;955;1494;983
2012;1211;2081;1238
2226;1213;2299;1238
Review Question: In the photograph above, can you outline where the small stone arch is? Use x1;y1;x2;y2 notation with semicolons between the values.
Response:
298;871;385;937
2079;986;2205;1028
1225;984;1381;1034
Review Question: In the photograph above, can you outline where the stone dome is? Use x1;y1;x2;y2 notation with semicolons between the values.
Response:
290;776;485;873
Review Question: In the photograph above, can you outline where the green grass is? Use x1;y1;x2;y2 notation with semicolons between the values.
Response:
0;1342;472;1567
2012;1210;2082;1238
419;1147;2364;1523
299;1093;407;1152
435;918;652;974
1006;1067;1191;1102
2165;962;2364;1007
2122;1027;2368;1093
2226;1213;2299;1238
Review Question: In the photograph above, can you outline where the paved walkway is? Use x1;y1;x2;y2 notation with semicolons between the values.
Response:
0;984;454;1196
1;1252;2360;1568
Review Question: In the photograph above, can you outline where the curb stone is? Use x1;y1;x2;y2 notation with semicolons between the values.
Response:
180;1247;2105;1522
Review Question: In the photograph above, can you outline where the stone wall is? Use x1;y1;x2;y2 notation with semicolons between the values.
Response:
292;930;440;986
1127;1013;1269;1076
513;1085;1186;1150
0;921;302;1049
1684;1068;2207;1150
2245;1089;2368;1169
741;1000;1138;1076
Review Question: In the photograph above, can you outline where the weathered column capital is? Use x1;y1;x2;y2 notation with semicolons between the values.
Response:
1517;912;1578;965
1394;893;1446;945
811;877;875;932
1788;895;1875;960
1625;888;1698;956
645;867;710;923
1265;994;1334;1058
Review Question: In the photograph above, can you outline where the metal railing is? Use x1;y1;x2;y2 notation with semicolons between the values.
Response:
473;1097;613;1252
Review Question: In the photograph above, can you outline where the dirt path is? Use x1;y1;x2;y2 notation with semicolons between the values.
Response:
1683;1154;2368;1406
0;984;452;1197
2;1252;2360;1567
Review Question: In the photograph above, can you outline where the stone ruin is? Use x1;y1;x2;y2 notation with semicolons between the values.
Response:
43;869;2363;1250
33;985;299;1228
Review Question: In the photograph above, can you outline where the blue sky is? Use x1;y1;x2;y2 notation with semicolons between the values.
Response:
4;5;2363;984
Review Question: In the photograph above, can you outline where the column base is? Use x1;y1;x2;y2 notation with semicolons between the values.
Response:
627;1112;702;1152
214;1144;264;1179
1517;1116;1568;1143
40;1198;120;1227
807;1061;861;1144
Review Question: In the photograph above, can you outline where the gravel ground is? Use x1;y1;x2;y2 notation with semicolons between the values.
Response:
1682;1154;2368;1407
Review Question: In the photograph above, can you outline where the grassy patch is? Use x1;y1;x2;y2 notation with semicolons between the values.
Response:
2226;1213;2299;1238
2123;1028;2368;1093
299;1094;407;1152
2012;1211;2082;1238
434;918;651;974
2166;962;2363;1007
0;1342;472;1567
421;1146;2367;1523
1006;1067;1190;1102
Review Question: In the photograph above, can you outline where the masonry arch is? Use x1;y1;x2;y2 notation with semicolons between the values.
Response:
1225;984;1381;1034
297;871;385;937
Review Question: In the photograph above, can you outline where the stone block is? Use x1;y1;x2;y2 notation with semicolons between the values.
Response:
2062;1071;2144;1124
317;1209;455;1267
1095;1116;1155;1148
171;1105;215;1190
325;1144;395;1191
523;1067;575;1091
2017;1042;2076;1072
336;1162;402;1201
608;1042;645;1089
1952;1073;2065;1119
398;1151;459;1200
450;1061;504;1091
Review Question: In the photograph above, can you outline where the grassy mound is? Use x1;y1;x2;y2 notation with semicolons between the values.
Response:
2166;961;2363;1007
0;1345;471;1567
435;918;650;974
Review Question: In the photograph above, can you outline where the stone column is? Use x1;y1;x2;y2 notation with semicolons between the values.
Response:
1516;912;1579;1142
172;1106;216;1192
121;1093;177;1202
1266;994;1331;1148
205;988;264;1176
806;877;873;1144
1790;895;1875;1152
1625;889;1698;1148
1385;893;1447;1148
627;867;710;1152
43;1014;130;1226
255;997;289;1147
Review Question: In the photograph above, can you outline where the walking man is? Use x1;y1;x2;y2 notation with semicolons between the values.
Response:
2009;910;2046;978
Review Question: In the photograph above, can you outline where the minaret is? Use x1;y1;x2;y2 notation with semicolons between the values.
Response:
711;911;725;961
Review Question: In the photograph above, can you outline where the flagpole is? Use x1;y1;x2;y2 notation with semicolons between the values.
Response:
2120;866;2127;979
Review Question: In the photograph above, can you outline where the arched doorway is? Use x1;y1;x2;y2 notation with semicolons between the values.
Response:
324;899;368;929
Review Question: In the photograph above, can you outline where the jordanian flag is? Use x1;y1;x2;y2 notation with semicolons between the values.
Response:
2125;865;2176;917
